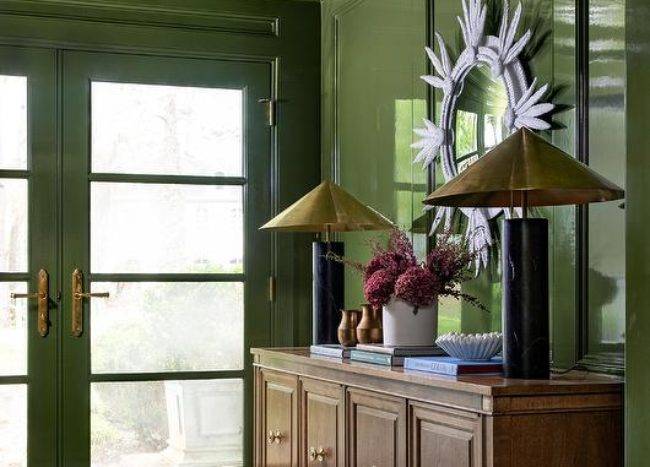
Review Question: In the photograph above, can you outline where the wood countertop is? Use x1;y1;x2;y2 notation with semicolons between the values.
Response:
251;347;622;399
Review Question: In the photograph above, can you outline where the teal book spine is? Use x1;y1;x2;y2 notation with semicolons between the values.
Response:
349;350;394;366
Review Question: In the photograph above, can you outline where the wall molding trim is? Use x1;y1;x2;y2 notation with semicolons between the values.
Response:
328;0;367;182
0;0;279;36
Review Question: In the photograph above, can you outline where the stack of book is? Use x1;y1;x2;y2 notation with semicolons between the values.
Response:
349;344;445;367
309;344;503;375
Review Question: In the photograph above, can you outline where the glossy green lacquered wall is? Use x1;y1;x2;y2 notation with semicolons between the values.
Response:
321;0;626;374
321;0;429;310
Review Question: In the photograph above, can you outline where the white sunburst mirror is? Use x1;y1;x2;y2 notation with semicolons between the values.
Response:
412;0;554;271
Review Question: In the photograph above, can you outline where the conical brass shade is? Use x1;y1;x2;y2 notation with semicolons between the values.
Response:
260;180;394;232
424;128;625;207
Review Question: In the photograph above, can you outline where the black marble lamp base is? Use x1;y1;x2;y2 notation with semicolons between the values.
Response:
502;218;550;379
312;241;344;344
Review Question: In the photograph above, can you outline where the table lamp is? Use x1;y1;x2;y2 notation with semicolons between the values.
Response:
260;180;394;344
424;128;624;378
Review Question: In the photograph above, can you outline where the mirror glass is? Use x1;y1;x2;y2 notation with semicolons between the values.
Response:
454;65;509;172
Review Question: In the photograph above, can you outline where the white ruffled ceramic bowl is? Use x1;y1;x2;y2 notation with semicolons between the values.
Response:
436;332;502;360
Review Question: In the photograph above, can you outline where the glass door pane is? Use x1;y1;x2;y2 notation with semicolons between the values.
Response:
91;379;244;466
90;183;244;274
62;51;272;466
91;282;244;373
91;82;243;176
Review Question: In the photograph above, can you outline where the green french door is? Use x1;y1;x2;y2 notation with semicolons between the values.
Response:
0;46;59;466
1;47;273;466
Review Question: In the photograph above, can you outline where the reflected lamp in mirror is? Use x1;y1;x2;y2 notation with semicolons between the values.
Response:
260;180;394;344
424;128;624;379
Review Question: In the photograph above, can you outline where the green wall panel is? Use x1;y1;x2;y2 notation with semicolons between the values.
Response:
322;0;428;309
626;0;650;463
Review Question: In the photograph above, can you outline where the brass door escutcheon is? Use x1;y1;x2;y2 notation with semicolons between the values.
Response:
10;268;50;337
71;268;109;337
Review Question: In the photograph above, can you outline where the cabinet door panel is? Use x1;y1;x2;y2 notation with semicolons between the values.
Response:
301;378;344;466
347;388;406;467
409;402;482;467
259;370;299;467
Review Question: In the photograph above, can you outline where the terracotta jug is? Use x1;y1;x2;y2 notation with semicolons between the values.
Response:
356;304;383;344
337;309;359;347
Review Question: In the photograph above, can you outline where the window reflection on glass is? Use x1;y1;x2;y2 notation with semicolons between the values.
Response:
455;110;478;158
91;379;243;467
91;82;243;177
0;384;26;466
588;202;626;352
453;65;508;176
0;282;27;376
91;282;244;374
438;291;462;334
484;114;504;149
91;183;243;274
0;179;28;273
0;75;27;170
457;154;480;173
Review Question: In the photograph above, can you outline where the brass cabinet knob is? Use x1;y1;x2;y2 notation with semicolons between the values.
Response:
308;446;327;462
267;429;284;445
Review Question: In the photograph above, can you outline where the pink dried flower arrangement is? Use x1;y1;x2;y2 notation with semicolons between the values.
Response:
329;229;486;312
394;266;438;307
363;269;397;308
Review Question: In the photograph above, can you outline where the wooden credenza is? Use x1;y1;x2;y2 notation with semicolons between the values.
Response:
252;348;622;467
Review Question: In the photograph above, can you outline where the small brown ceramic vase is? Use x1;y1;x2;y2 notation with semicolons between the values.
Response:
338;309;359;347
356;304;383;344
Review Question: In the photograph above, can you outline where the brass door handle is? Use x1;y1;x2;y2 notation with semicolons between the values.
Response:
10;268;50;337
71;268;109;337
308;446;327;462
74;292;110;299
11;292;44;299
267;430;284;445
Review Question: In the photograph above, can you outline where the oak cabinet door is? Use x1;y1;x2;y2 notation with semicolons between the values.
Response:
258;370;299;467
409;402;482;467
347;388;407;467
300;378;345;466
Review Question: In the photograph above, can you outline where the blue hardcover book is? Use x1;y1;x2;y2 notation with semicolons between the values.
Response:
404;356;503;376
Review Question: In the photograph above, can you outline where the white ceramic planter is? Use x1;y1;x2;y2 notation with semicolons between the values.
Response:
382;297;438;347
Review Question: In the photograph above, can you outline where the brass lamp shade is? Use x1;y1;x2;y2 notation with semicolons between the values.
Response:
260;180;394;232
424;128;625;207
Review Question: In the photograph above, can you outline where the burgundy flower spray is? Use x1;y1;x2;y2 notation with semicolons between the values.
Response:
329;229;487;312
